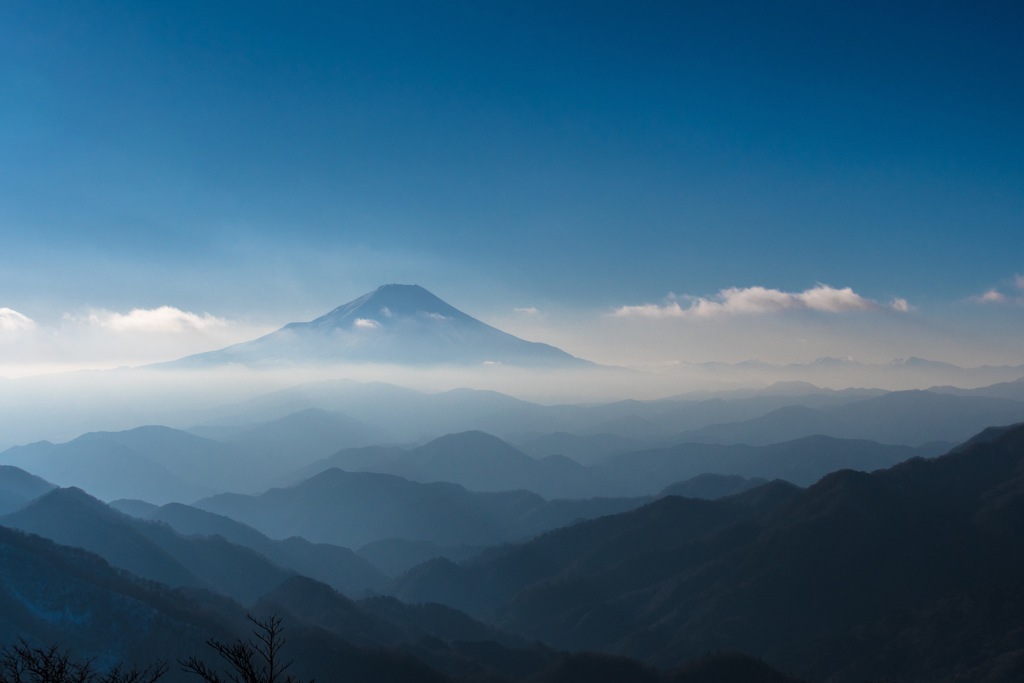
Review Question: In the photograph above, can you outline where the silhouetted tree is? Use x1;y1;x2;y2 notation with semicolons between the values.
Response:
0;640;166;683
180;615;311;683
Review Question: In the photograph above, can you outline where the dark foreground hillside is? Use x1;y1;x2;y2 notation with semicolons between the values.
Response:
0;520;804;682
396;422;1024;682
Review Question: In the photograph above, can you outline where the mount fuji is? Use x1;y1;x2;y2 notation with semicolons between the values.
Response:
168;284;592;368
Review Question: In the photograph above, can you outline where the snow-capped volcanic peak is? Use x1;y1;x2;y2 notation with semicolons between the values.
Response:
166;284;592;368
297;284;472;332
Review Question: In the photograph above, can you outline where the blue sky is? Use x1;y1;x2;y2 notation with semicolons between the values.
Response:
1;1;1022;373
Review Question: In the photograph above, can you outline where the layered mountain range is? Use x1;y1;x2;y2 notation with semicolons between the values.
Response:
3;420;1023;681
2;348;1024;682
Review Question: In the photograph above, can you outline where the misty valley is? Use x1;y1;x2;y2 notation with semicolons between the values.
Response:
1;286;1023;682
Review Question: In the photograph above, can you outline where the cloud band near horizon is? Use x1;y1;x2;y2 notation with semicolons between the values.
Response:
612;285;910;319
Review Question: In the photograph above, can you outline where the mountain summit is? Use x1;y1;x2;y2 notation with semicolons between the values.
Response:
170;284;591;368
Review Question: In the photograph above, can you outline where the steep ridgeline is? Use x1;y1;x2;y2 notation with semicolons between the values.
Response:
0;523;241;673
287;430;613;499
0;426;276;503
928;375;1024;401
286;430;930;498
195;468;650;551
192;407;385;463
672;390;1024;446
1;488;295;605
595;434;937;492
393;422;1024;683
110;499;386;595
658;473;768;499
166;284;592;368
0;465;54;514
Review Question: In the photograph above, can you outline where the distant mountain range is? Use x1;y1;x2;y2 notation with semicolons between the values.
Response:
8;383;1019;504
192;378;1024;451
193;469;647;550
670;389;1024;446
290;429;939;496
0;426;278;503
286;430;612;499
167;284;592;368
660;357;1024;393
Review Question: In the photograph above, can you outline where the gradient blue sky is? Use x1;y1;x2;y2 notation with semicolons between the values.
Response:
2;1;1023;372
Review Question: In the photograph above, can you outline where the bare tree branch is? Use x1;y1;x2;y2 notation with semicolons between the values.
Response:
0;642;165;683
179;615;310;683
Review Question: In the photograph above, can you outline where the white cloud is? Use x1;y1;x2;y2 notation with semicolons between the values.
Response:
610;302;687;318
973;289;1007;304
354;318;381;329
514;306;540;315
967;275;1024;305
0;305;274;376
421;312;450;320
77;306;229;333
0;308;36;332
889;298;911;313
612;285;898;319
379;306;394;318
797;285;874;312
